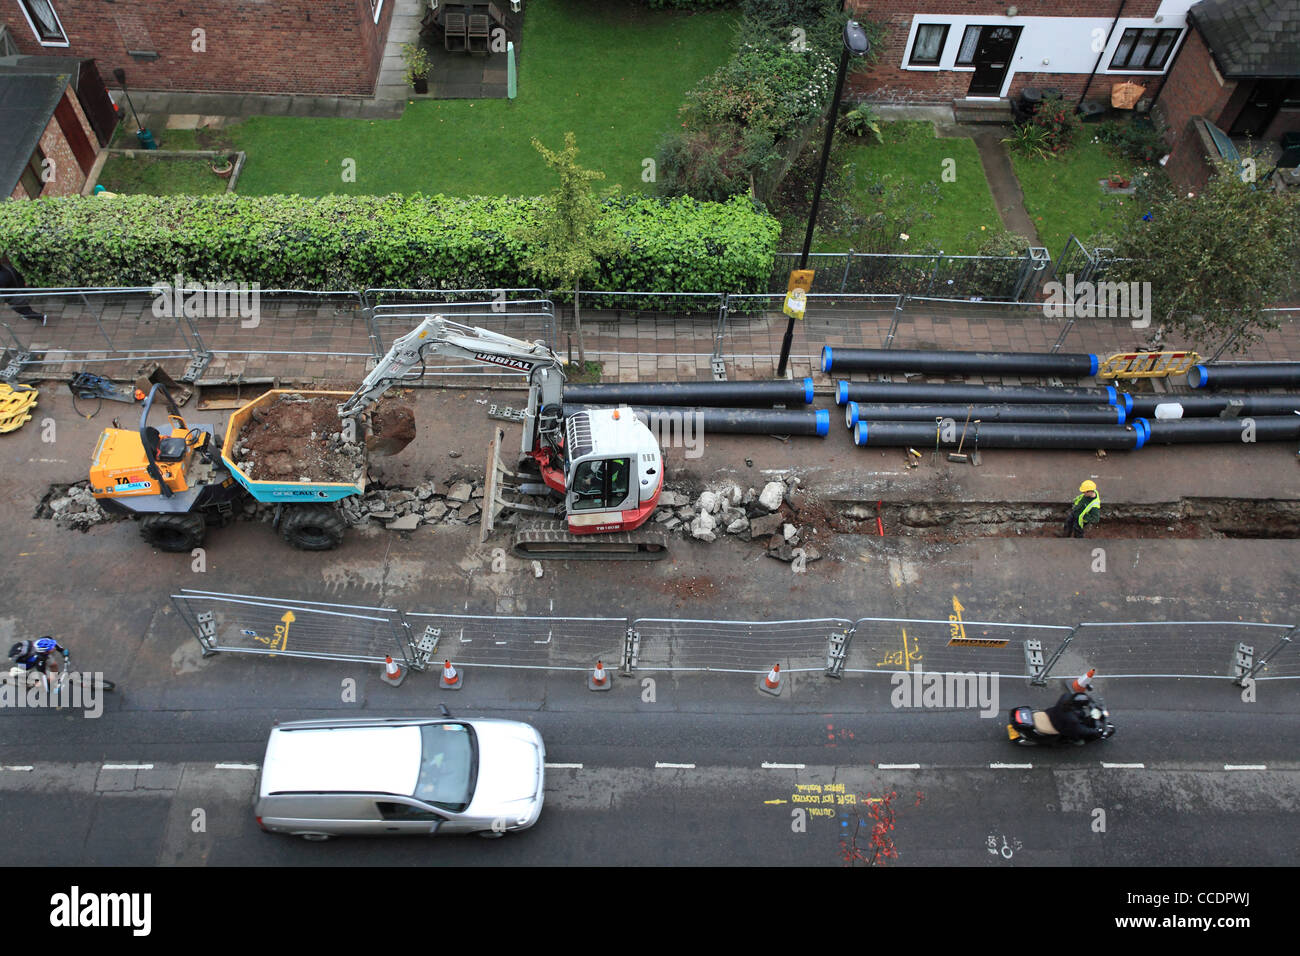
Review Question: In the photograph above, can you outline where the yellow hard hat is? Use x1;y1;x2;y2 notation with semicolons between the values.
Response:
1079;479;1097;493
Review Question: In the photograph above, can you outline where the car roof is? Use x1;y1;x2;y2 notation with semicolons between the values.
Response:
261;724;423;796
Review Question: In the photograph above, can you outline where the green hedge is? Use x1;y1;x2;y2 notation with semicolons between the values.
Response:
639;0;738;9
0;194;780;301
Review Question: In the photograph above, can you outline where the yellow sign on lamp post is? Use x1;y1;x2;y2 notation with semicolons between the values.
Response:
783;269;814;320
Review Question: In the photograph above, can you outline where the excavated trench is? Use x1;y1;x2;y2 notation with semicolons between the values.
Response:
819;498;1300;540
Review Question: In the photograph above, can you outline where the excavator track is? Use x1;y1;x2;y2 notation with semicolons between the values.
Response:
511;520;670;561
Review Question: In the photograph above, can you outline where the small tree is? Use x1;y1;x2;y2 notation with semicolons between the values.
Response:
526;132;627;364
1109;153;1300;354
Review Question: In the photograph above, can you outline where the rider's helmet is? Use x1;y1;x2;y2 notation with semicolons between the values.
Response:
33;637;59;654
1071;692;1092;708
8;641;32;661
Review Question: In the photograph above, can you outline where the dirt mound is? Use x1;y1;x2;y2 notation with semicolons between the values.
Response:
233;395;366;482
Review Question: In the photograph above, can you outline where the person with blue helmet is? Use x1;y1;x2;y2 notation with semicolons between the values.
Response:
8;636;68;677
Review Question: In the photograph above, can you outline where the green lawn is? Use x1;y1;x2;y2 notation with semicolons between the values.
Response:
810;122;1006;255
219;0;734;197
1010;136;1143;256
96;154;230;195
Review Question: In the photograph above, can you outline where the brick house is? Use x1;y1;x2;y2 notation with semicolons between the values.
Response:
1152;0;1300;190
846;0;1196;112
0;0;394;96
1;60;109;200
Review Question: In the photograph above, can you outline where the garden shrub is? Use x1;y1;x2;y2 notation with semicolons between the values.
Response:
1095;118;1167;165
0;193;781;307
1028;93;1082;154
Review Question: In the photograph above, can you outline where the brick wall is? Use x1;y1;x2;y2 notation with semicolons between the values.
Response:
844;2;1172;105
7;82;98;200
1152;27;1235;191
1;0;394;96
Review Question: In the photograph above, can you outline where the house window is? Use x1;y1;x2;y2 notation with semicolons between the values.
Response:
908;24;949;67
1110;28;1180;71
955;26;980;65
17;0;68;46
19;147;45;199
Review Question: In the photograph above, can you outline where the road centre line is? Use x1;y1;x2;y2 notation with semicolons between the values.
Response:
102;763;153;770
1224;764;1267;771
990;763;1033;769
761;762;806;770
1101;763;1145;769
877;763;921;770
655;762;696;769
544;762;583;769
214;763;259;770
1;766;33;772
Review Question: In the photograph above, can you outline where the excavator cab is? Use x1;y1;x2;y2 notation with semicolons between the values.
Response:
560;408;661;534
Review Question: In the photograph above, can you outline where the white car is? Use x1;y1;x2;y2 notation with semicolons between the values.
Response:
254;714;545;840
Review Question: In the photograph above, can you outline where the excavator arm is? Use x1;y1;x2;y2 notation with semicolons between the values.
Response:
338;316;564;419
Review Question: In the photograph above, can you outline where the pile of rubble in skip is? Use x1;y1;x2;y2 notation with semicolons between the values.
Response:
655;474;822;563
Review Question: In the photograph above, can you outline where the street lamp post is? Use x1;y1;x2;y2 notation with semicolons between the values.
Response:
776;20;871;378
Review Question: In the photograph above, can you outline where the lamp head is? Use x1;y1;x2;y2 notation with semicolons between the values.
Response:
844;20;871;57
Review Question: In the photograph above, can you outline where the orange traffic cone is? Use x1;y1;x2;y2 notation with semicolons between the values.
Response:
380;655;405;687
759;663;783;696
1072;668;1096;693
588;659;612;692
440;659;463;690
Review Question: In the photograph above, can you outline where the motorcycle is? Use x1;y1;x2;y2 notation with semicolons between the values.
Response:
1006;691;1115;747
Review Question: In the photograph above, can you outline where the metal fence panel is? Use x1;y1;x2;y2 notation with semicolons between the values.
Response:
171;589;406;665
188;290;369;384
845;617;1072;680
1;289;199;382
629;617;852;673
403;612;627;671
1048;621;1298;681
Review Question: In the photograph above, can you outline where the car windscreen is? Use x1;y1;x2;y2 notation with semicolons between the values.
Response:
414;722;476;812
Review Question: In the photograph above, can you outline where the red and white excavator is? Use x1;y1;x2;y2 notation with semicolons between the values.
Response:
338;316;667;560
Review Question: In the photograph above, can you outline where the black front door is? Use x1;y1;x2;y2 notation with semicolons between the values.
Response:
968;26;1021;97
1228;79;1292;137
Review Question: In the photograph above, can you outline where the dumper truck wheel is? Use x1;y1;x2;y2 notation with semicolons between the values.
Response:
280;504;346;551
139;512;206;552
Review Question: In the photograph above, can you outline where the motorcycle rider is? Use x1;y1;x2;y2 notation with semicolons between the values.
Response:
1045;690;1105;744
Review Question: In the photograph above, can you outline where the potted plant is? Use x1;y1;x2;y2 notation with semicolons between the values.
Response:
211;154;234;178
402;42;431;95
1107;171;1131;189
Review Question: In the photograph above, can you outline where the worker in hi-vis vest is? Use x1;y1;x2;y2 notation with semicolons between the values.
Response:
1064;480;1101;538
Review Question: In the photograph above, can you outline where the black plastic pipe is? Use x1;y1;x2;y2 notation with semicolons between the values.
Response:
854;420;1147;450
564;378;814;408
845;402;1125;428
1126;393;1300;418
1136;416;1300;444
1187;363;1300;390
563;404;830;437
823;346;1098;378
837;380;1128;412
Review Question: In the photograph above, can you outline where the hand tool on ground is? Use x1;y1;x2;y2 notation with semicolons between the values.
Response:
948;407;973;462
